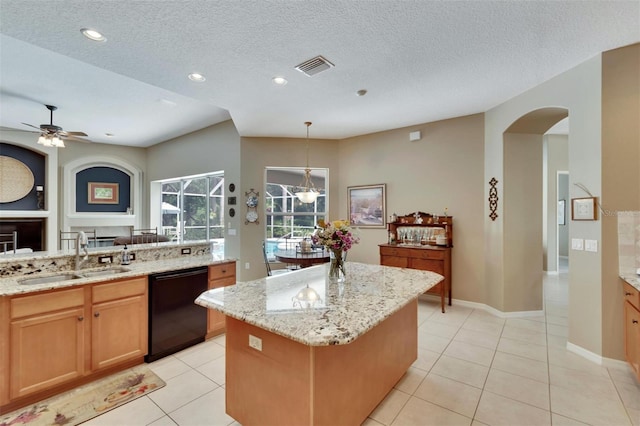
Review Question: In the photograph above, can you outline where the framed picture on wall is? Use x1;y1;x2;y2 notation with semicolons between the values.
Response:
571;197;597;221
347;184;386;228
88;182;119;204
558;199;566;225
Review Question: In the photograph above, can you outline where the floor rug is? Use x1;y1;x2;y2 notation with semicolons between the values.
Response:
1;365;165;426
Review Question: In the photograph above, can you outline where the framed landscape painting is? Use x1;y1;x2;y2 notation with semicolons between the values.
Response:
88;182;119;204
348;184;386;228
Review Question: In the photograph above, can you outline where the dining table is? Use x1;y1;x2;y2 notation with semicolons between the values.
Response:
274;248;330;268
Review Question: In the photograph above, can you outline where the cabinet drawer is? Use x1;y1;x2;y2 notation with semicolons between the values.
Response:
380;246;412;257
624;282;640;310
209;262;235;280
411;258;444;275
11;287;85;319
93;277;147;304
409;249;445;260
210;276;236;289
381;256;409;268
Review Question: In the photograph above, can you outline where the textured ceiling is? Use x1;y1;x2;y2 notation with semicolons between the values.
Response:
0;1;638;147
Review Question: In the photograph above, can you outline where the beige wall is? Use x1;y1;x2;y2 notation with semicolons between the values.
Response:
239;136;340;282
485;53;604;354
503;133;543;311
146;120;242;266
339;114;486;304
601;43;640;360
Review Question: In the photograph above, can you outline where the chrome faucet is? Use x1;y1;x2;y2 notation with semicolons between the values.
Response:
75;231;89;270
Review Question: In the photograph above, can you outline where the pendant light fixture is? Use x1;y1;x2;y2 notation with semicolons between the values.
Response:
295;121;318;204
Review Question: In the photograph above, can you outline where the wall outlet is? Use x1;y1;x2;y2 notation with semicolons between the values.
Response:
245;262;250;269
228;228;237;236
249;334;262;351
98;255;113;264
585;239;598;252
181;247;191;255
571;238;584;251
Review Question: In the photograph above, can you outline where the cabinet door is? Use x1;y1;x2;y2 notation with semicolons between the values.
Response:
92;294;147;371
624;301;640;380
10;307;85;398
208;276;236;336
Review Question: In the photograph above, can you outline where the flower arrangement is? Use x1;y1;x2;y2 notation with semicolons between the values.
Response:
312;219;359;281
311;219;360;252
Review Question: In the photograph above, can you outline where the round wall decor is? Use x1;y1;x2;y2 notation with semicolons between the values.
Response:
0;156;35;203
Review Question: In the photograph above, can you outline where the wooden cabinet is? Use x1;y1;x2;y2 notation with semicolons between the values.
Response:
207;261;236;338
1;276;148;411
381;212;453;313
9;288;86;399
91;277;147;371
623;281;640;381
380;245;451;312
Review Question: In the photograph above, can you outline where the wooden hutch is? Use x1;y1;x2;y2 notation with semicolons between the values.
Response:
379;211;452;312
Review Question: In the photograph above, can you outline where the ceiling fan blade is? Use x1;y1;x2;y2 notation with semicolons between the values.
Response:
61;134;92;143
21;122;42;131
65;131;88;137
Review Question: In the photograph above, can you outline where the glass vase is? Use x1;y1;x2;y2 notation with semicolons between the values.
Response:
328;248;346;282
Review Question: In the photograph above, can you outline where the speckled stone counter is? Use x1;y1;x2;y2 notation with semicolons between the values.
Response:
0;242;232;296
621;274;640;291
195;262;443;345
199;262;443;426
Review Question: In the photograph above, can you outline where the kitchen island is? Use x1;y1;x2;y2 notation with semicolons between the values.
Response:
195;262;443;426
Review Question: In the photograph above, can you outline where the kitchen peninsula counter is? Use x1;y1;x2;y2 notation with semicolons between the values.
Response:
0;241;231;296
195;262;443;425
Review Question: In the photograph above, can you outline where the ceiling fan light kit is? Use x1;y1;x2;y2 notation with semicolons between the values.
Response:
23;104;91;148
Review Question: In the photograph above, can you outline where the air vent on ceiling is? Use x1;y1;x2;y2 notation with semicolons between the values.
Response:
295;55;335;77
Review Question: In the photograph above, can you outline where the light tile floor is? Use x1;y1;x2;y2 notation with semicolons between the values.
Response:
85;262;640;425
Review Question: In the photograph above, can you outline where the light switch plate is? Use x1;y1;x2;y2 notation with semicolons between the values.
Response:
585;239;598;252
571;238;584;251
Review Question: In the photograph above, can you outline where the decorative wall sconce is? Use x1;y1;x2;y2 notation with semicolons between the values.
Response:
489;178;499;221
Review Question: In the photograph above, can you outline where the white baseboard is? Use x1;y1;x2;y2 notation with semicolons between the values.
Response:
566;342;629;369
418;294;543;319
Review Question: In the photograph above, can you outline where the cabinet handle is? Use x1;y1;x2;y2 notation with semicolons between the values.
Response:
221;270;226;274
78;316;84;321
633;319;638;324
94;312;100;318
625;292;633;296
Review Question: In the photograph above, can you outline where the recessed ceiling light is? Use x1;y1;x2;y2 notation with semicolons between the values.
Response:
356;89;367;97
272;76;288;86
105;133;114;137
80;28;107;42
188;73;206;82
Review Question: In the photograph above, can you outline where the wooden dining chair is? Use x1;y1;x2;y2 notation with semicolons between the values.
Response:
0;231;17;254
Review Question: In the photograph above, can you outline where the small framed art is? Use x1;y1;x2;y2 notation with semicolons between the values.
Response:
347;184;386;228
88;182;119;204
571;197;597;221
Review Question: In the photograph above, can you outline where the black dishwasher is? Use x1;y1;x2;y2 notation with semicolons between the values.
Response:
145;266;208;363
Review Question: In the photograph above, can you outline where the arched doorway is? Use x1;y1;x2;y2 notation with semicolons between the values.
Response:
502;107;569;312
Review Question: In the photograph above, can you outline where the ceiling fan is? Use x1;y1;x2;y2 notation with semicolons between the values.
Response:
21;104;91;147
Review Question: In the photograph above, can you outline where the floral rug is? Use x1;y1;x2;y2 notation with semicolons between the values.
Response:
1;365;165;426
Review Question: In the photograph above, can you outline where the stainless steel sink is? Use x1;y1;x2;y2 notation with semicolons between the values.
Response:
79;266;131;277
19;273;82;285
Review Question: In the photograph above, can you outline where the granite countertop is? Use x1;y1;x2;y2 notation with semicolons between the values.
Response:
621;274;640;291
0;255;233;296
195;262;443;346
